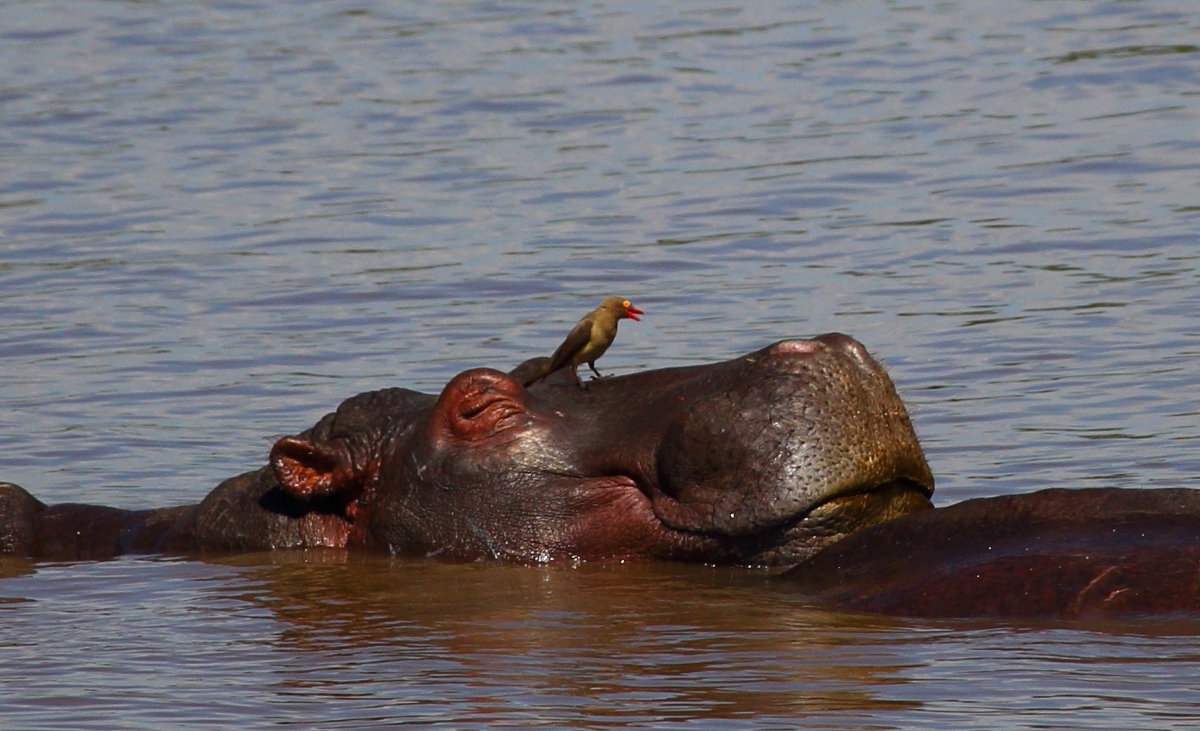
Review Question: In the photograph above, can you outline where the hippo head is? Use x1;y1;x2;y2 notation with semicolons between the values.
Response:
267;334;933;566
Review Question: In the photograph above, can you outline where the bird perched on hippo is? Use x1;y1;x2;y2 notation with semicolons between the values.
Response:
523;296;642;388
2;329;1198;620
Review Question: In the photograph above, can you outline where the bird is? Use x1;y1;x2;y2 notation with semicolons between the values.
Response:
524;296;643;388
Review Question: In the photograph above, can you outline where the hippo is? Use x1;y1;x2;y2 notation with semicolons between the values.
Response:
783;487;1200;619
1;334;934;567
3;332;1196;619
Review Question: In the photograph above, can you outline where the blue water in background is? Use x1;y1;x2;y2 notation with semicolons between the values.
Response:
1;1;1198;728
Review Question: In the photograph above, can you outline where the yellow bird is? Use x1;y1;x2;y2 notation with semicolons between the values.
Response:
524;296;643;388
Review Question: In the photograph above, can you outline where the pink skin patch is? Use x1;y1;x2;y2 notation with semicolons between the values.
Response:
769;339;823;354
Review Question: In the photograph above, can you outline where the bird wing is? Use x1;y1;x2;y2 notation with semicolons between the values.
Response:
546;317;593;371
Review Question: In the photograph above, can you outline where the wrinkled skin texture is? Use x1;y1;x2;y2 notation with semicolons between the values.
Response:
4;333;1195;619
783;487;1200;619
0;334;934;567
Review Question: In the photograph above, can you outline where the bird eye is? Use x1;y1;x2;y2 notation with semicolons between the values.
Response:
622;300;630;307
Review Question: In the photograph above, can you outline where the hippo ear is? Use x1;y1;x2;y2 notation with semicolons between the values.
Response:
270;436;359;500
432;368;528;441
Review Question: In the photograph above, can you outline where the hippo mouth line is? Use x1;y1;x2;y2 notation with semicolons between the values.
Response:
603;473;933;565
804;479;934;527
754;480;935;565
645;474;933;536
809;478;934;516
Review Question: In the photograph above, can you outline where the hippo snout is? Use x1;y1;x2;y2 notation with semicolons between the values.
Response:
648;334;933;537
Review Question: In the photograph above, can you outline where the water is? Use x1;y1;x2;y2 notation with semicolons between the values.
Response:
1;0;1198;727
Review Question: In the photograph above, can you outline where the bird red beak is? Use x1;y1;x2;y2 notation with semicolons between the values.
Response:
625;305;643;321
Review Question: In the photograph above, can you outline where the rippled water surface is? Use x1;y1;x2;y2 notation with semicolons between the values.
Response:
2;0;1198;728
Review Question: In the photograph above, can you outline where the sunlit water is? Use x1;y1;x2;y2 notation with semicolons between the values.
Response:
1;1;1198;728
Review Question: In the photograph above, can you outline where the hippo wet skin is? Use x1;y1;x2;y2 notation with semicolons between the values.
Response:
3;333;1197;619
783;487;1200;619
1;334;932;566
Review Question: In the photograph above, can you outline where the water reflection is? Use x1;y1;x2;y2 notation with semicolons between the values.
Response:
213;552;923;722
2;0;1199;727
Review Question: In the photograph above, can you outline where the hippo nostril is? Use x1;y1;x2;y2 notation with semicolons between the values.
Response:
769;339;825;355
766;334;883;375
814;333;880;372
814;332;862;354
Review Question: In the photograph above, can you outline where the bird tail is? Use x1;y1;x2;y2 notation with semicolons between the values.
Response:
523;365;549;387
